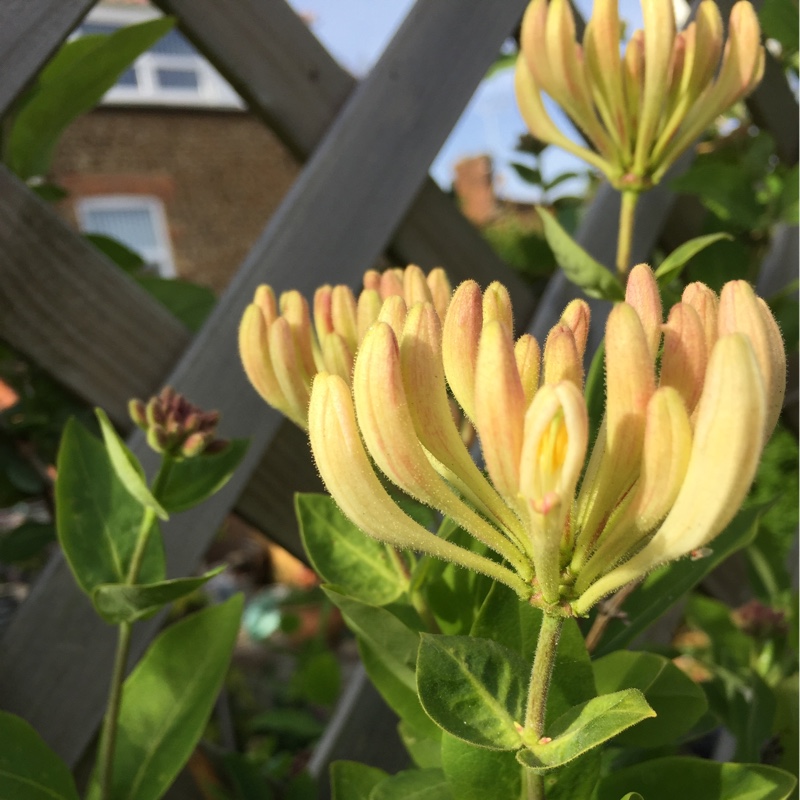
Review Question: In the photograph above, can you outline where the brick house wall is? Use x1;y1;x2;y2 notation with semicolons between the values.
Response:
52;108;299;293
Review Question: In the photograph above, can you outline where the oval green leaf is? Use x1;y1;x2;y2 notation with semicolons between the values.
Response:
299;495;408;605
91;566;224;624
417;634;526;751
596;756;797;800
593;651;708;748
653;232;733;286
536;207;624;300
330;761;388;800
517;689;655;773
158;439;248;514
440;733;522;799
96;409;167;519
369;768;453;800
91;595;243;800
0;711;79;800
56;418;165;595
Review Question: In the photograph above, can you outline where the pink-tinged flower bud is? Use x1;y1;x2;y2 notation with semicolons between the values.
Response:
254;284;278;324
308;373;531;597
313;285;334;340
559;299;591;360
482;281;514;335
362;269;381;293
573;303;654;564
575;333;766;613
403;264;433;308
330;285;358;354
239;304;291;418
575;386;692;594
719;281;786;437
660;303;707;415
279;290;316;380
268;316;311;428
474;320;526;504
353;322;528;572
147;424;169;454
379;268;404;299
377;294;408;343
542;324;582;389
520;381;588;603
682;281;719;358
402;303;527;545
356;288;382;342
320;332;353;383
181;431;210;458
128;398;148;430
623;30;644;131
426;267;452;322
625;264;662;359
515;333;542;408
442;281;483;421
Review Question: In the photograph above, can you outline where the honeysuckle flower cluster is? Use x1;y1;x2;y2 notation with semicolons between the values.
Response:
515;0;765;191
129;387;228;459
239;265;785;615
239;265;452;429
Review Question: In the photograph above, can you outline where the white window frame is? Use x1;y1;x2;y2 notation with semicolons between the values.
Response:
76;195;177;278
77;6;243;110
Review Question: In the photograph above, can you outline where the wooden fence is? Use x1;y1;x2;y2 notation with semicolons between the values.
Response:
0;0;796;795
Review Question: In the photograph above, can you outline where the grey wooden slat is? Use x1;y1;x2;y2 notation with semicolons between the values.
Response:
0;166;190;425
0;0;93;115
0;0;531;765
156;0;536;316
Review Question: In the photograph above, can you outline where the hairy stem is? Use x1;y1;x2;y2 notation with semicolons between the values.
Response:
616;189;640;277
524;612;565;800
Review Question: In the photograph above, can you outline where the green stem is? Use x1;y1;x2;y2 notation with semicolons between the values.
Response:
523;613;566;800
616;189;640;278
96;458;173;799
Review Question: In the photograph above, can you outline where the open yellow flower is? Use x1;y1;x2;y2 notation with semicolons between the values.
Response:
515;0;765;190
241;265;784;614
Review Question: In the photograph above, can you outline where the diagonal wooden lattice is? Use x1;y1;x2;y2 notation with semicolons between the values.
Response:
0;0;795;785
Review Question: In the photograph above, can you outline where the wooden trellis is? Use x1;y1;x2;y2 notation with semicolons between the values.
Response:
0;0;796;793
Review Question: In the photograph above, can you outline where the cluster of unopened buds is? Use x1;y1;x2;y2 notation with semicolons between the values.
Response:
515;0;765;190
239;265;785;615
129;386;228;459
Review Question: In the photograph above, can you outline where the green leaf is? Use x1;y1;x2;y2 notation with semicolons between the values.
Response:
760;0;799;58
95;408;168;519
289;649;341;707
417;634;526;750
544;171;583;192
536;207;624;300
0;711;79;800
7;19;175;179
0;521;55;562
248;707;326;742
158;439;248;514
94;595;243;800
510;162;543;185
56;418;165;595
135;275;215;333
369;768;453;800
297;493;408;605
584;341;605;448
653;233;733;286
517;689;655;772
545;618;596;724
671;162;763;229
596;757;797;800
330;761;388;800
619;795;644;800
440;733;522;799
593;651;708;748
779;165;799;224
545;747;602;800
593;502;769;656
772;674;799;777
91;567;224;624
85;234;145;274
730;671;777;763
399;719;443;769
471;581;541;659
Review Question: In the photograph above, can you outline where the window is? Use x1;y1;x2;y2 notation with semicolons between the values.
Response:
77;196;177;278
76;8;243;109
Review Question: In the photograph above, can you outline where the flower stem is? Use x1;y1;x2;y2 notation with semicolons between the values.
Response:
96;459;173;799
616;189;640;278
523;612;565;800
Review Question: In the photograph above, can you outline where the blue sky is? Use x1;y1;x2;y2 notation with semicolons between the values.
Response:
285;1;681;201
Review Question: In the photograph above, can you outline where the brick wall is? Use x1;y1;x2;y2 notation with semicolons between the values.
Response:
51;108;300;292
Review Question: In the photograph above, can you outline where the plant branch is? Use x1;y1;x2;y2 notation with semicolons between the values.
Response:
616;189;640;277
584;579;641;654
